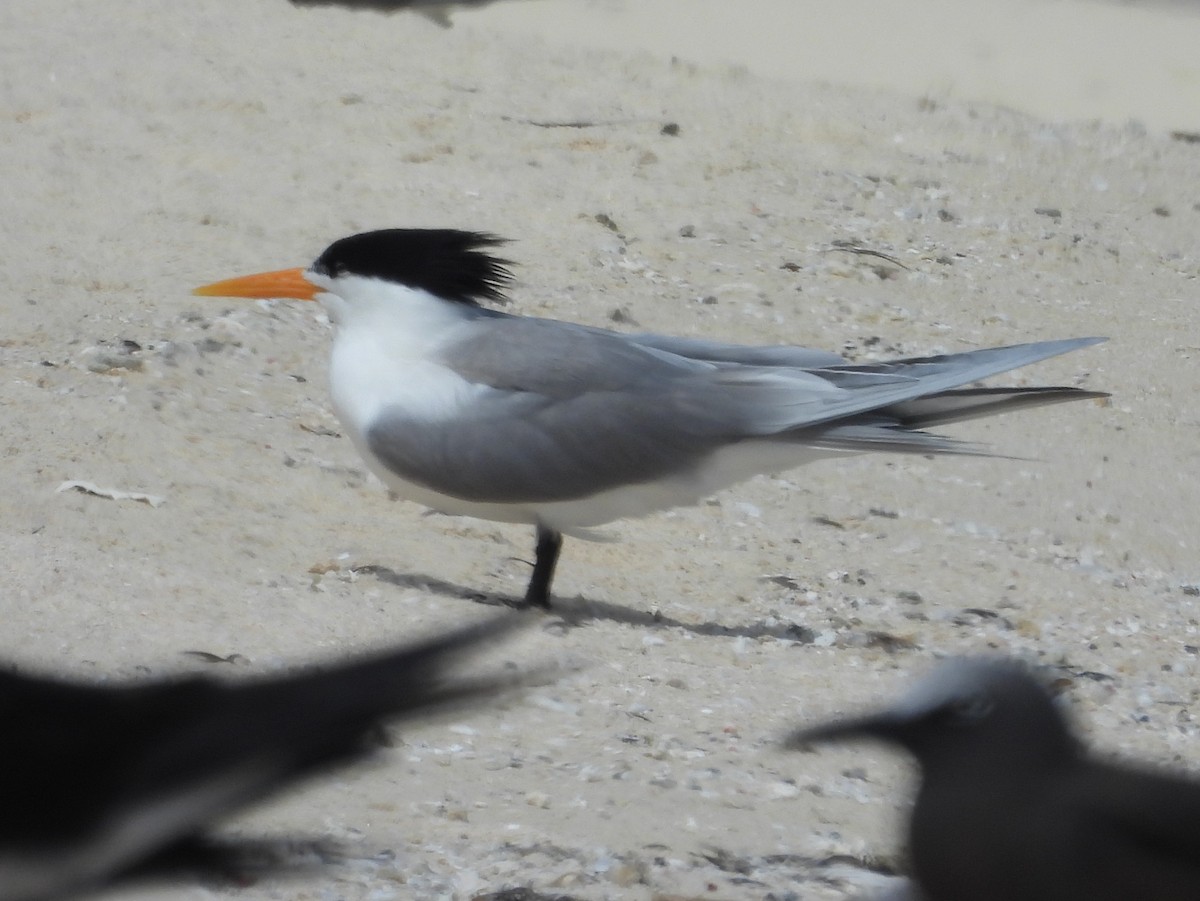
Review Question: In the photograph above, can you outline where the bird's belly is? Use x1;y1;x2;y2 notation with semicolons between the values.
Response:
352;429;848;536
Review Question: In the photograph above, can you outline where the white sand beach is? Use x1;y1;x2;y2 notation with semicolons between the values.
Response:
1;0;1198;898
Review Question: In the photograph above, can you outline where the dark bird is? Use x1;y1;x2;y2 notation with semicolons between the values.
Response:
0;614;530;901
195;229;1107;609
789;658;1200;901
287;0;518;28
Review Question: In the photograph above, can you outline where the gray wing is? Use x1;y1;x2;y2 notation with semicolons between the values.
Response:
370;318;793;503
368;389;737;504
624;333;847;368
369;319;1105;503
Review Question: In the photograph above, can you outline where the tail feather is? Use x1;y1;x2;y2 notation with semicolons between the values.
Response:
788;387;1106;456
888;387;1109;430
796;424;982;456
769;337;1107;432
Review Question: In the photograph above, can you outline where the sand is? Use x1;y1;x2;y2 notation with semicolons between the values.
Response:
1;0;1199;898
472;0;1200;135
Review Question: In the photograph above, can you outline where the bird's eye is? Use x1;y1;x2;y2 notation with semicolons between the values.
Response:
950;695;995;722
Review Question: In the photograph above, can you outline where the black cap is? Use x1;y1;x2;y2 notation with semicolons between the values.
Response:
311;228;513;306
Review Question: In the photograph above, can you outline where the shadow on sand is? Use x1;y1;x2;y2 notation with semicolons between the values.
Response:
357;565;817;643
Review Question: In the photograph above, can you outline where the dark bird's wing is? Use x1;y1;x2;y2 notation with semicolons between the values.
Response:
959;762;1200;901
1067;762;1200;900
0;615;527;901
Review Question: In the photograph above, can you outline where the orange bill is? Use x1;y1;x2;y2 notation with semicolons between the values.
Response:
193;267;320;301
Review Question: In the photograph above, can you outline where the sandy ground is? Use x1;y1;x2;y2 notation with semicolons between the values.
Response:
1;0;1199;899
472;0;1200;135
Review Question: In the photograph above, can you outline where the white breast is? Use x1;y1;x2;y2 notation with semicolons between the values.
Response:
318;276;483;435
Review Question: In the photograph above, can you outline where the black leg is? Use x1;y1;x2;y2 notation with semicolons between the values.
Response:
524;525;562;610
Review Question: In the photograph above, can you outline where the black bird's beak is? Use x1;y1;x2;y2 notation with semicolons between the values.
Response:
784;711;908;750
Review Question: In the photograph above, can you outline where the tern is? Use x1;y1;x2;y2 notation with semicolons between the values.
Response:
195;228;1106;609
789;658;1200;901
0;614;528;901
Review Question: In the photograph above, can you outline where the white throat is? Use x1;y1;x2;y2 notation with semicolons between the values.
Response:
313;272;485;449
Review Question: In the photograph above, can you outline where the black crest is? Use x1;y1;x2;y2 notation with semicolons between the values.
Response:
311;229;513;306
